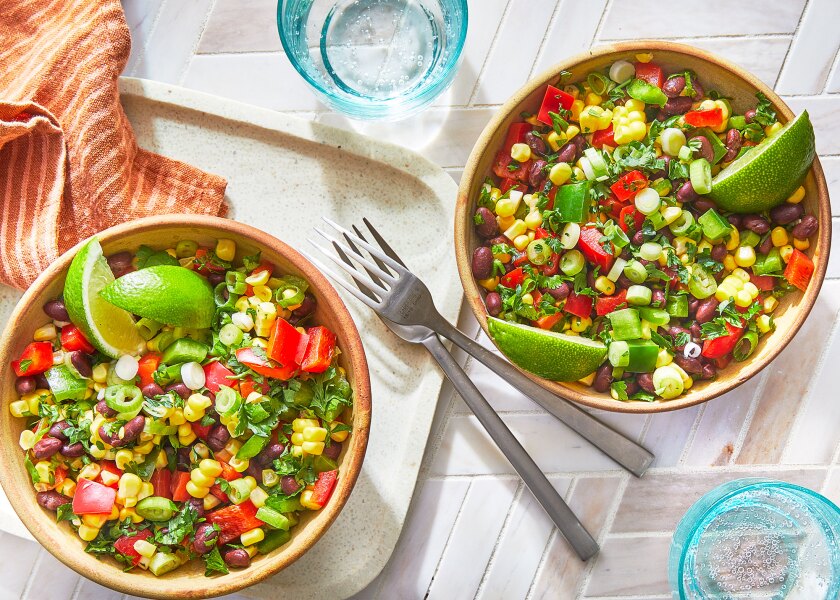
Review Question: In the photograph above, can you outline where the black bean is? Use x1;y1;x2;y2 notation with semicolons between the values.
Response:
15;376;36;395
95;399;118;418
186;497;205;518
176;447;192;471
722;128;742;163
689;135;714;163
593;363;613;393
637;373;655;394
688;299;699;319
32;436;63;460
528;160;547;188
657;96;693;118
323;441;342;461
142;382;165;398
742;214;770;235
674;355;704;375
35;373;49;390
258;443;285;464
49;420;70;441
208;273;225;287
758;235;773;255
662;76;685;98
727;215;742;229
701;363;717;380
42;299;69;322
524;131;547;155
651;289;665;308
36;491;71;511
770;203;804;225
693;198;717;213
632;230;646;246
60;442;85;458
474;207;499;239
223;547;251;568
206;425;230;452
624;379;640;396
291;293;317;321
193;523;218;555
690;323;703;340
690;78;705;101
485;292;502;317
106;252;135;278
695;298;719;324
69;351;92;377
744;108;756;124
556;141;579;164
543;282;570;301
165;383;191;400
676;181;699;204
711;244;727;262
280;475;300;496
791;215;818;239
471;247;494;280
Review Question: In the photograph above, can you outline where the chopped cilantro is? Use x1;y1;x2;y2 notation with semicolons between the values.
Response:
203;546;229;576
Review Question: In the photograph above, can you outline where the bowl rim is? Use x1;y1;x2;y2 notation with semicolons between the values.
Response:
454;40;832;414
275;0;469;119
0;214;372;598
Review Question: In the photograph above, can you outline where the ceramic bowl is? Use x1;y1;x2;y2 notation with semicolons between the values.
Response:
455;41;831;413
0;215;372;598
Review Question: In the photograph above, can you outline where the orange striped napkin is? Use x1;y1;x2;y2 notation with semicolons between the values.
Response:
0;0;228;290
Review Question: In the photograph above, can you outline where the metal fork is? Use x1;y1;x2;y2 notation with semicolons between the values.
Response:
306;220;599;560
308;218;653;477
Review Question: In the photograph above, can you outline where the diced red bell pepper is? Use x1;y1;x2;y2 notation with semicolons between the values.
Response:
72;478;116;515
499;178;526;194
191;420;213;441
591;124;616;149
52;466;68;492
610;170;648;202
236;347;296;380
542;252;561;276
534;313;564;331
267;317;306;368
150;469;173;500
618;205;645;233
577;226;615;273
203;361;236;393
252;260;274;277
114;529;153;566
217;461;242;483
310;470;339;507
602;195;627;220
209;484;229;502
500;267;526;289
512;253;529;267
534;227;550;240
206;500;264;545
684;108;724;129
563;292;593;319
701;322;744;359
633;62;664;88
239;376;269;399
546;185;558;210
192;247;226;275
11;341;53;377
595;289;628;316
171;471;192;502
749;272;776;292
97;461;122;488
60;325;95;353
783;249;814;292
537;85;575;126
300;326;337;374
503;122;532;154
492;151;531;183
137;352;161;388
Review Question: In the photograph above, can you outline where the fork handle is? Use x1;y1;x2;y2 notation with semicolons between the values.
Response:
433;320;654;477
421;334;599;560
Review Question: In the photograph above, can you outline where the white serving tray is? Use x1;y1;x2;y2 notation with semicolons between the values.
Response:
0;78;462;599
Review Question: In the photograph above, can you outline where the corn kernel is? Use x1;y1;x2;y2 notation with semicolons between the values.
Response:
34;461;52;484
83;513;108;528
546;131;562;152
58;479;76;497
635;52;653;63
245;268;271;286
120;507;144;523
565;125;580;141
734;246;756;268
594;276;615;295
715;285;735;303
10;399;30;418
229;456;250;472
512;234;530;252
743;282;760;299
224;439;242;455
78;524;100;542
300;490;323;510
240;528;265;547
734;290;753;308
625;99;645;112
764;296;779;313
253;284;273;302
78;463;101;481
765;122;783;137
198;459;222;478
524;211;543;230
291;432;304;446
504;219;527;241
186;481;209;498
757;314;774;334
569;99;585;121
215;239;236;262
570;316;592;333
510;143;531;163
138;482;153;501
203;495;221;511
190;469;216;488
118;473;142;499
787;185;805;204
114;449;134;471
329;423;349;442
585;92;602;106
793;237;810;251
89;445;107;459
494;197;517;218
134;440;155;455
723;255;737;271
92;363;108;383
250;487;269;508
179;431;197;446
33;323;57;341
302;441;325;455
779;244;794;262
302;426;328;443
661;206;682;225
729;268;749;283
134;539;157;559
771;227;789;247
169;408;186;426
656;348;673;368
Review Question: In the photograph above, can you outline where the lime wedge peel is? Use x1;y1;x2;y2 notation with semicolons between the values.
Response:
63;238;146;359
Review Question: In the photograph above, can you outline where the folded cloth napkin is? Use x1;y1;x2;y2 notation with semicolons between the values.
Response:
0;0;228;290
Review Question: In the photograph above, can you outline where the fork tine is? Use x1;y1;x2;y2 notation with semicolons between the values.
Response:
348;227;391;285
362;217;407;268
314;227;398;285
301;250;382;311
321;216;406;274
332;241;379;302
307;238;387;294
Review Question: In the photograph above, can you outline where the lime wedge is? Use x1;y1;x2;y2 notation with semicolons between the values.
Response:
708;111;815;214
487;317;607;382
63;238;146;359
100;265;214;329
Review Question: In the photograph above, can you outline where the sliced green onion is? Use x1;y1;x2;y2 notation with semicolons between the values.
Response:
689;158;712;195
627;285;652;306
214;282;238;310
639;242;663;262
560;222;581;249
274;275;309;308
136;318;162;341
214;385;241;416
608;60;635;84
678;145;693;161
659;127;686;157
607;257;628;282
560;250;585;276
653;365;684;399
104;385;144;417
136;497;177;522
688;264;718;300
578;156;595;181
526;239;552;265
733;330;759;362
587;72;611;95
219;323;244;347
144;420;178;436
634;188;661;216
583;148;609;181
623;260;648;284
225;271;247;295
669;211;696;236
608;341;630;367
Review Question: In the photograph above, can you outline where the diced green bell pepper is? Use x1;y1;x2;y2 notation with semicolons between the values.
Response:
45;365;87;402
255;506;290;531
266;495;303;513
313;455;338;473
257;529;291;554
627;78;667;107
161;338;208;365
153;362;183;386
237;434;269;460
625;340;660;373
556;181;591;223
698;209;732;241
665;293;689;318
753;248;783;275
638;307;671;326
608;308;642;341
646;210;667;230
739;230;760;248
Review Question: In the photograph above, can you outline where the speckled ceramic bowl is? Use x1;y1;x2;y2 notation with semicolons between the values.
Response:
0;215;371;598
455;41;831;414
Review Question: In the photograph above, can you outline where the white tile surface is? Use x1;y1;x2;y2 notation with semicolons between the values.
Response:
6;1;840;599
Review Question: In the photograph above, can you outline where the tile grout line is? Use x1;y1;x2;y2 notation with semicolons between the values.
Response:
820;46;840;94
574;473;631;600
773;0;811;90
127;0;168;77
599;32;795;43
526;0;565;81
465;0;513;107
729;370;770;464
676;400;708;466
176;0;219;86
524;476;580;600
778;313;840;463
472;481;525;599
590;0;614;44
19;548;45;600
